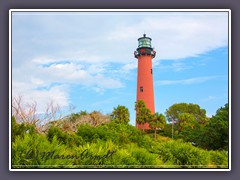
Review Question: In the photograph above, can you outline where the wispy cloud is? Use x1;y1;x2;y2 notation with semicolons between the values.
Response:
92;97;118;107
108;12;228;60
121;62;137;72
157;61;193;72
200;96;217;102
156;75;226;85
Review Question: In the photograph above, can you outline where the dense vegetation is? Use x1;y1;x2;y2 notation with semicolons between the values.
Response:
162;103;229;151
11;102;229;169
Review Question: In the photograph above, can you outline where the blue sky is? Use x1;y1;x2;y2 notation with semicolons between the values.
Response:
11;11;229;125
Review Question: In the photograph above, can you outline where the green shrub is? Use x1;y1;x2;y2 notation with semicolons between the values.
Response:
12;133;74;168
76;123;119;143
76;122;144;145
209;150;228;168
158;140;210;168
72;140;164;168
12;116;36;142
130;146;160;167
12;114;228;169
47;126;84;148
73;140;118;168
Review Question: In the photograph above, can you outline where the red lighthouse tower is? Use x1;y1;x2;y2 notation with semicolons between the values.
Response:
134;34;156;130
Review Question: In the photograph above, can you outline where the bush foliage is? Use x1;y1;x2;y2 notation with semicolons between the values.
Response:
11;104;229;169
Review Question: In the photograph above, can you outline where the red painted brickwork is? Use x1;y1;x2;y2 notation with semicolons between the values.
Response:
136;54;155;130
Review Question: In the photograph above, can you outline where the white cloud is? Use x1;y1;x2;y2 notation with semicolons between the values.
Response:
38;62;123;89
108;12;228;60
13;12;228;67
12;82;69;113
87;64;106;74
41;62;89;81
32;52;105;64
121;62;137;72
12;59;124;112
11;11;229;115
32;56;59;64
157;75;225;85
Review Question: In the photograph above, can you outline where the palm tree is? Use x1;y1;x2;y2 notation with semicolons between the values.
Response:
149;113;166;141
110;105;130;124
135;100;151;132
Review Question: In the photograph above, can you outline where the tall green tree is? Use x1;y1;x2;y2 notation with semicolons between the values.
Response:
110;105;130;124
165;103;208;125
135;100;152;132
176;113;202;143
177;113;197;132
196;103;229;150
149;113;166;141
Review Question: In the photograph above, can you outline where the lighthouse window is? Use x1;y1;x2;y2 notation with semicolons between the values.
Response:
140;86;143;92
151;69;152;74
